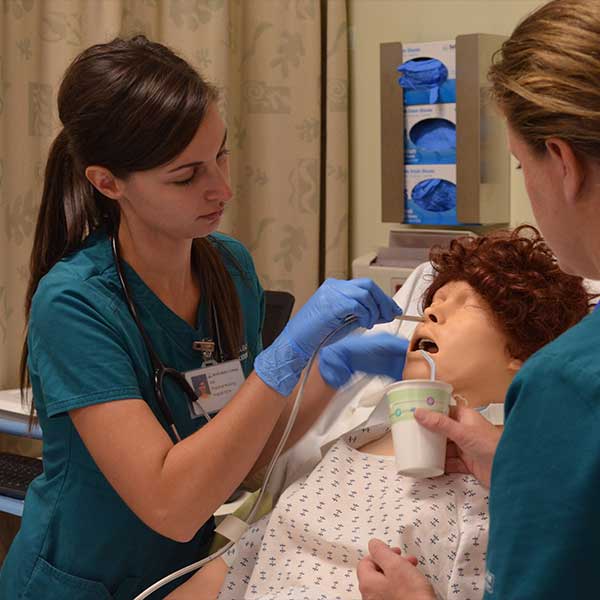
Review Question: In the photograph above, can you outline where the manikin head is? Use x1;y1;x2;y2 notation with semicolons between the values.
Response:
402;226;592;408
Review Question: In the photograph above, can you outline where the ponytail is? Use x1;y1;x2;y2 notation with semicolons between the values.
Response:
25;129;119;319
20;128;116;420
193;238;244;362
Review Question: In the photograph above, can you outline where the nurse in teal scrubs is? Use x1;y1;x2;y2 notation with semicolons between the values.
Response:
0;36;409;599
356;1;600;599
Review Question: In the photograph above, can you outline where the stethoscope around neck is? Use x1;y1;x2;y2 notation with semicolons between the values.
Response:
111;235;214;441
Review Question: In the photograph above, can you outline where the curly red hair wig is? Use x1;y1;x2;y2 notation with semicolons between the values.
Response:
422;226;593;361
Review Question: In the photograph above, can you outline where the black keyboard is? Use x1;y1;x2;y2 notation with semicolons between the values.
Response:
0;453;43;500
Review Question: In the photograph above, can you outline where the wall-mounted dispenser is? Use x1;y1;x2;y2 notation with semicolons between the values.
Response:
380;35;510;226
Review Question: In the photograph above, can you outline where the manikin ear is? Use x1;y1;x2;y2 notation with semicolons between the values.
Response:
545;138;586;206
85;165;125;201
507;357;523;374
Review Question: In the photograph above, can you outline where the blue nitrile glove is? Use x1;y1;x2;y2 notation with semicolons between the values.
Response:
319;332;409;390
254;278;402;396
413;178;456;212
397;58;448;103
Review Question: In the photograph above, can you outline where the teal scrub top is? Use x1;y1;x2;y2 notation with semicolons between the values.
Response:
484;308;600;599
0;230;265;600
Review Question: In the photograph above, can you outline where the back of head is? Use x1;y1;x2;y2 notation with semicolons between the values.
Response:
488;0;600;159
423;226;593;361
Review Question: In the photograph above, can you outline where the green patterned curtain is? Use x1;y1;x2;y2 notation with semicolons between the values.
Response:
0;0;349;391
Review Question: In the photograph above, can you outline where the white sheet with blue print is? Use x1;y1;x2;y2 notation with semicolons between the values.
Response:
218;424;489;600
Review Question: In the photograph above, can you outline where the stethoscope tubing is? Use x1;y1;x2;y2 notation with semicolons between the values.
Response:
111;235;211;440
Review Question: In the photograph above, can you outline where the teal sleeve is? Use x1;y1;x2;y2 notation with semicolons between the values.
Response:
29;282;143;417
484;350;600;599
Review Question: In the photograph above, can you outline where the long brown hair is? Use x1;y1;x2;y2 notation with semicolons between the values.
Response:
488;0;600;159
21;35;243;419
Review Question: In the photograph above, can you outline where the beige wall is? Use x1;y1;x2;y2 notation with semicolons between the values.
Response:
349;0;544;260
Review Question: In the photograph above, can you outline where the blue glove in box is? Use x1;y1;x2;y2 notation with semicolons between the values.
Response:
404;104;456;165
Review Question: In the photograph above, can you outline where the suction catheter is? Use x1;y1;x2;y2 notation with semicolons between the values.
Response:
393;314;424;323
133;312;423;599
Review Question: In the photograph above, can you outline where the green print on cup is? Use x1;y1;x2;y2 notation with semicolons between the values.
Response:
385;379;452;478
388;387;448;424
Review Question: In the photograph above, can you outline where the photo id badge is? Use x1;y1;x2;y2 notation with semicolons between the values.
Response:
184;359;245;418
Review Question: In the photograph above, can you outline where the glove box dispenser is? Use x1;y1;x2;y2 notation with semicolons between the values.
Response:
380;34;510;226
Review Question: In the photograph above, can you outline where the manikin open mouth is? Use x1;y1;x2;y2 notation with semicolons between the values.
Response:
414;337;439;353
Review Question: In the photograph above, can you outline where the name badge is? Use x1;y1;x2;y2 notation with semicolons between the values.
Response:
184;359;245;418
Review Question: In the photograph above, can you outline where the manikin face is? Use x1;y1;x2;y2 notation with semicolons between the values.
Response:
403;281;522;408
116;102;232;241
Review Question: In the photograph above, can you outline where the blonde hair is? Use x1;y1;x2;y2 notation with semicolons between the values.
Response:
488;0;600;158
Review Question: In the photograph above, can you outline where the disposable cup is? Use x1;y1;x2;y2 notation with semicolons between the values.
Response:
385;379;453;478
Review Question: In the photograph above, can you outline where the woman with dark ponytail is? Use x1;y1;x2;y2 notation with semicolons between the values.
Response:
0;36;408;599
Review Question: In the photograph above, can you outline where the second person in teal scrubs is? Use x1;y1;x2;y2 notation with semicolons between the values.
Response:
0;36;409;599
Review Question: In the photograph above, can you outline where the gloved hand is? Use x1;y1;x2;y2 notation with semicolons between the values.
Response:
254;279;402;396
319;332;409;390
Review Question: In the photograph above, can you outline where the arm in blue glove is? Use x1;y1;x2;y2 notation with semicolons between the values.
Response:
319;332;409;390
254;279;402;396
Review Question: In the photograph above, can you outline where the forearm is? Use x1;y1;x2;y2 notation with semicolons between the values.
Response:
156;372;286;540
250;362;335;473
